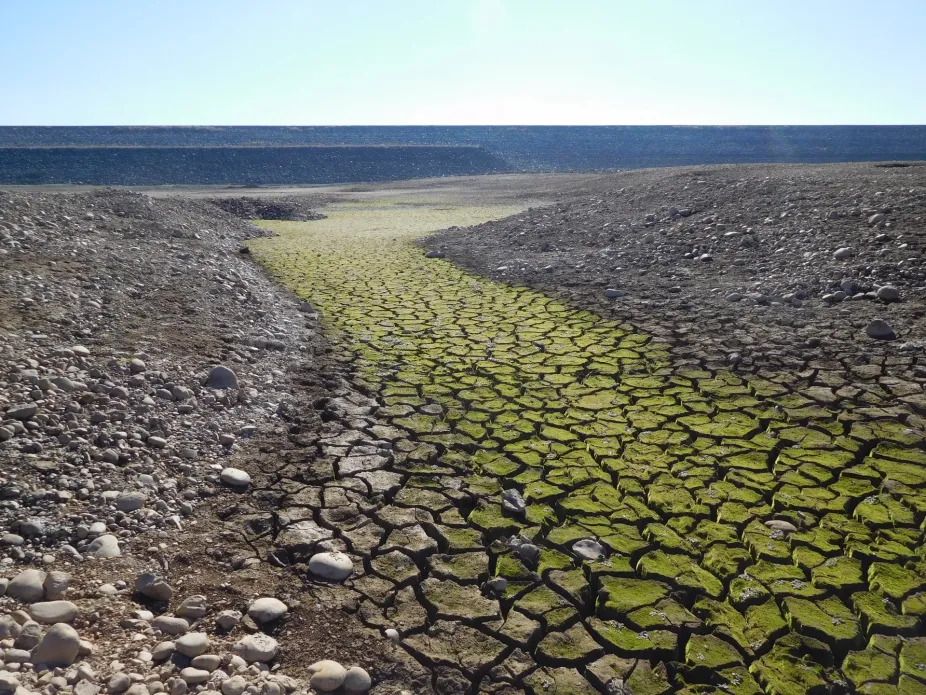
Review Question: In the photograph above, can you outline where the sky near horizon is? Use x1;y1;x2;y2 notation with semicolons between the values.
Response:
1;0;924;126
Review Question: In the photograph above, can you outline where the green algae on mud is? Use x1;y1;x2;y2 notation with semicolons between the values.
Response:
248;202;926;694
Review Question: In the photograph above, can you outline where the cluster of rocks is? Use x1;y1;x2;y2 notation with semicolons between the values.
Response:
203;199;325;224
0;189;322;562
0;190;396;691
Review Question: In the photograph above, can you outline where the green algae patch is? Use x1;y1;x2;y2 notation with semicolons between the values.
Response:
248;200;926;692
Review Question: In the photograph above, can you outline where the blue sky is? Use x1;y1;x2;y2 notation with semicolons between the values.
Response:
1;0;924;125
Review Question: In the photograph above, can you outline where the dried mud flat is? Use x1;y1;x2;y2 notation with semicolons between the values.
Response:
2;162;926;695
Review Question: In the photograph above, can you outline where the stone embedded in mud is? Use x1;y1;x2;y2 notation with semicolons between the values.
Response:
604;288;626;298
501;488;526;516
424;250;445;259
572;538;606;561
866;319;896;340
205;365;239;389
308;551;354;581
220;467;251;487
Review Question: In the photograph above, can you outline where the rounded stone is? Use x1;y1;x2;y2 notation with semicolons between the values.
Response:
247;597;287;624
308;552;353;581
179;668;210;685
175;632;210;657
88;534;121;557
8;569;47;603
151;641;176;661
343;666;372;694
28;601;78;624
308;661;347;692
206;366;239;390
866;319;896;340
31;622;81;667
220;468;251;487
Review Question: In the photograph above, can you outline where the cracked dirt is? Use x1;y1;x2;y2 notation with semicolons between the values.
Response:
243;184;926;695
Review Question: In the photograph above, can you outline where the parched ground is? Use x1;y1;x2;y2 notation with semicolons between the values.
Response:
3;165;926;695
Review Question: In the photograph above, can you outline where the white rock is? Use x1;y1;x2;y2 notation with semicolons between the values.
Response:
42;571;71;600
308;661;347;692
151;616;190;635
116;492;146;512
220;468;251;487
308;552;353;581
247;598;287;624
151;641;175;661
765;519;798;533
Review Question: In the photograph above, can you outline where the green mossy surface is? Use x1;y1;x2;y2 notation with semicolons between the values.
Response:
251;205;926;694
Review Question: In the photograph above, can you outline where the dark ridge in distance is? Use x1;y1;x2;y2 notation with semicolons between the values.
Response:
0;145;510;185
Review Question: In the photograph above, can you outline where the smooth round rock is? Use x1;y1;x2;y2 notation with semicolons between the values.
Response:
343;666;372;694
191;654;221;671
29;601;78;624
216;610;242;631
833;247;853;260
180;668;210;685
175;632;209;657
152;641;176;661
233;633;278;663
424;250;445;259
220;468;251;487
308;552;353;581
206;366;239;389
308;661;347;692
604;288;626;298
88;534;121;558
8;569;47;603
247;597;287;624
867;319;896;340
31;623;81;667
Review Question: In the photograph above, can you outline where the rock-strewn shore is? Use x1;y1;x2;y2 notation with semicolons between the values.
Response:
0;190;424;695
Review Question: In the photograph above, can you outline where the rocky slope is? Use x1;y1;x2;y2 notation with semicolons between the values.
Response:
0;190;423;695
429;162;926;374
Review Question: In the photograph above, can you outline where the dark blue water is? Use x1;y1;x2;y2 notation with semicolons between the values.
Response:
2;126;925;171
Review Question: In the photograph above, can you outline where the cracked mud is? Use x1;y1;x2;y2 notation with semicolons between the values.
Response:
247;201;926;695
